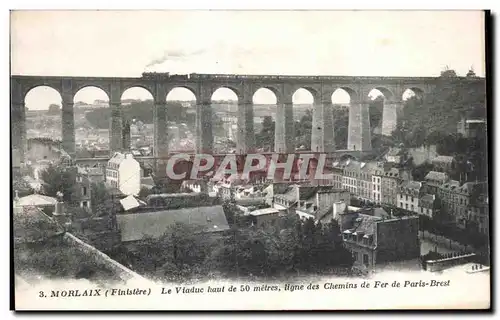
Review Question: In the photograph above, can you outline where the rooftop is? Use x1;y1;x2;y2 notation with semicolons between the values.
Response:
17;194;58;206
425;171;449;182
116;205;230;242
248;208;281;216
432;155;455;164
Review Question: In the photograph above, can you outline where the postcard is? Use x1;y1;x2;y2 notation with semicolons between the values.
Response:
11;10;490;311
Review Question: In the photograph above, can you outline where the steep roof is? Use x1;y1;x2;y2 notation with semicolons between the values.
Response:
116;205;230;242
386;147;403;157
432;155;455;164
18;194;58;206
420;194;435;203
349;214;383;237
400;181;422;192
424;171;448;182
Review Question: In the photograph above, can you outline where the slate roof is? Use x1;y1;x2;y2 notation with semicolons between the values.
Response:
424;171;448;182
420;194;435;203
116;205;230;242
386;147;403;157
349;214;383;237
432;155;455;164
18;194;58;206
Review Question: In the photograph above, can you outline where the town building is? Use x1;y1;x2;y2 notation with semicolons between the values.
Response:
248;208;284;227
384;147;406;164
145;192;218;209
437;180;462;222
295;187;350;221
358;162;375;202
443;181;488;231
106;152;141;196
338;210;420;270
432;155;457;173
329;161;345;189
15;193;58;216
371;164;384;205
468;192;489;236
342;159;360;197
380;167;411;206
419;194;437;218
25;138;72;165
457;118;487;138
397;181;423;214
273;184;318;211
115;205;230;244
424;171;449;195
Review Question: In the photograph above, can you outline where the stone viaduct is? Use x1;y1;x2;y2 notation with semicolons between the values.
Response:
10;72;484;162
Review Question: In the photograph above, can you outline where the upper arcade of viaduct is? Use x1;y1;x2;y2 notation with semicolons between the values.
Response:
11;73;479;105
10;73;486;163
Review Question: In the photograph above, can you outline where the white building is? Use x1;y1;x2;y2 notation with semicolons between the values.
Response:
372;165;384;205
106;152;141;196
397;181;423;214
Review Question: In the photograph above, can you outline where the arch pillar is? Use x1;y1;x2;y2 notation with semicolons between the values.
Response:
61;79;76;157
109;81;123;154
195;85;213;154
11;79;26;162
153;95;168;158
274;84;294;154
236;84;255;154
381;86;405;136
347;88;372;152
311;89;336;153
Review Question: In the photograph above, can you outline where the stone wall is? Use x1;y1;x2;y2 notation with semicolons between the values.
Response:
426;253;477;272
63;233;147;283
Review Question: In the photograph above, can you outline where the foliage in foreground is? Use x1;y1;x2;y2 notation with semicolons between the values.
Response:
110;216;354;282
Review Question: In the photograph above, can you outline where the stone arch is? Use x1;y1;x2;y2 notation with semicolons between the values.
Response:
22;83;62;102
403;87;425;100
73;83;111;101
165;86;199;102
366;86;394;101
333;86;358;102
24;85;63;107
73;85;110;103
252;86;283;104
210;86;242;102
121;83;155;101
291;87;319;104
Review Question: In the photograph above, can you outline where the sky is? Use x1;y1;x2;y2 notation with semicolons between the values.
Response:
11;10;486;110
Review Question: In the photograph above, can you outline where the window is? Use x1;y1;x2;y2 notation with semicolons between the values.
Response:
82;186;87;196
400;202;403;208
82;201;88;208
411;196;414;202
406;195;408;201
405;203;408;210
411;205;414;211
363;254;369;266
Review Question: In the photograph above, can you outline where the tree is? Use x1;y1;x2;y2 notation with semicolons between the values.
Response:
91;182;116;216
47;104;61;115
255;116;275;151
138;187;153;199
39;165;76;202
13;176;34;197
